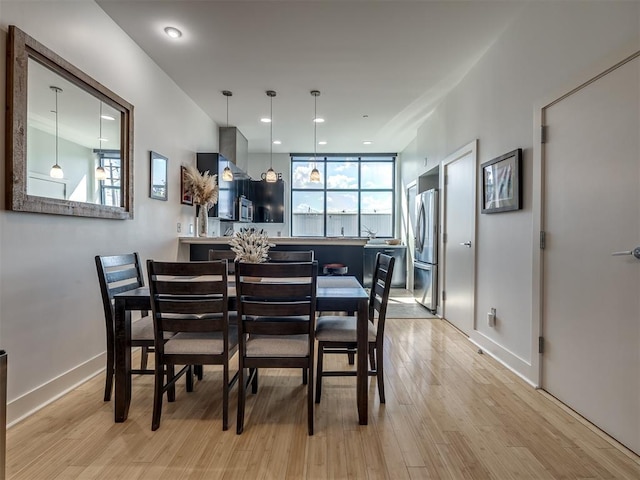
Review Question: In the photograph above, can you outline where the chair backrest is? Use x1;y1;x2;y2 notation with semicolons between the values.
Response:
268;250;314;262
235;261;318;336
369;253;395;336
95;253;146;332
147;260;229;354
208;249;236;274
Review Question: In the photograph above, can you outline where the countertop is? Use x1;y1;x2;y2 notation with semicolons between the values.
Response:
179;236;370;246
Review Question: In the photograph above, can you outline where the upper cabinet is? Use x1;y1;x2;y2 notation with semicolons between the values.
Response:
196;152;250;221
253;180;285;223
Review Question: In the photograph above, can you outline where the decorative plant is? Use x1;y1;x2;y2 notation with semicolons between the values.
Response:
229;227;274;263
182;164;219;210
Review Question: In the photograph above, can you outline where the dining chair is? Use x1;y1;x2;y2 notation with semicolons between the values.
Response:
268;250;314;262
95;252;158;401
235;260;318;435
314;252;395;404
208;249;237;274
147;259;239;431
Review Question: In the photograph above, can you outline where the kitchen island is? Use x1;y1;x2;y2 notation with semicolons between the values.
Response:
179;237;368;283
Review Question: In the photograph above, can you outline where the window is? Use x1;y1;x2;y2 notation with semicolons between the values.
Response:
290;154;395;237
98;150;121;207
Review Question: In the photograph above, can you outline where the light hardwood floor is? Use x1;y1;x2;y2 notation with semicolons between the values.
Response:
7;317;640;479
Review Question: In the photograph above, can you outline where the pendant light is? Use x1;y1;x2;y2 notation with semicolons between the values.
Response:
264;90;278;183
95;101;107;181
309;90;321;183
221;90;234;182
49;86;64;179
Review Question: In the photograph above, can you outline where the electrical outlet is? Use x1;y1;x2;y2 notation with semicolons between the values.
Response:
177;222;182;233
487;308;496;327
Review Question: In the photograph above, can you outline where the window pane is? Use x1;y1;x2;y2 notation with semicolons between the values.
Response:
291;161;323;189
360;191;393;237
291;191;324;236
326;161;358;189
326;192;359;236
361;162;393;189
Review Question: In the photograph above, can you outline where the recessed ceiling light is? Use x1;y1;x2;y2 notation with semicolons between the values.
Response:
273;140;281;145
363;141;372;145
318;141;327;145
100;114;115;121
313;117;325;123
164;27;182;39
260;117;271;123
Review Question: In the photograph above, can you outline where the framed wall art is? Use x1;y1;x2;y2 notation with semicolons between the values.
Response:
180;166;194;205
481;148;522;214
150;151;168;201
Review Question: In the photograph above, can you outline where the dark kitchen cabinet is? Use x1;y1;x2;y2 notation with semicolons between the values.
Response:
196;153;250;220
253;180;285;223
363;245;407;288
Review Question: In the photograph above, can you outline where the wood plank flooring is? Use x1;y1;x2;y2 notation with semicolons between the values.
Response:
7;317;640;479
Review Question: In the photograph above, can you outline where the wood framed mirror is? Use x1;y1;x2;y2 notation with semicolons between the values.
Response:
6;25;134;219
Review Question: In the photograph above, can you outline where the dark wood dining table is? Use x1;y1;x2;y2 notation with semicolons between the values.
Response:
113;275;370;425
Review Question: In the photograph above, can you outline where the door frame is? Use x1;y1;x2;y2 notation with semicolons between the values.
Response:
405;180;417;290
532;42;640;388
439;139;478;329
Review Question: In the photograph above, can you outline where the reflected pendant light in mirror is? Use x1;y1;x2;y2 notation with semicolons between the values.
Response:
49;86;64;178
95;101;107;181
265;90;277;183
221;90;234;182
310;90;321;183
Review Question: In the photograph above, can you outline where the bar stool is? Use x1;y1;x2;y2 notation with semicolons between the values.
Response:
322;263;348;276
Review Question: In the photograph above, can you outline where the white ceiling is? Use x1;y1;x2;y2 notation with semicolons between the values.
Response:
96;0;523;155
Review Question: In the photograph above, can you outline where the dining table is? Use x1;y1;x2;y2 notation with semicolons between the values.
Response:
113;275;370;425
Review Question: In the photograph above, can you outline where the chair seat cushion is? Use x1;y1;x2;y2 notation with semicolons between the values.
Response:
246;334;309;357
315;316;377;343
164;326;239;355
131;315;172;341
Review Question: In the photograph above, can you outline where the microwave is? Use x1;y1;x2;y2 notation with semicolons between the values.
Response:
237;196;253;223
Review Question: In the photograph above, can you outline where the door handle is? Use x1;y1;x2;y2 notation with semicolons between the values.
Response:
460;241;472;248
612;246;640;259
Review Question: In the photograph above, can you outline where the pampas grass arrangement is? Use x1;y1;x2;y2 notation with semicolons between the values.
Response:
182;164;219;210
229;228;274;263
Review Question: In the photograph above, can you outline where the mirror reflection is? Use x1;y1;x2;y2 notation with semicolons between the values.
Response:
26;58;122;206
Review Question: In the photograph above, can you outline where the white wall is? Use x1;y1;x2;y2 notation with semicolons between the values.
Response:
399;1;639;383
0;1;218;424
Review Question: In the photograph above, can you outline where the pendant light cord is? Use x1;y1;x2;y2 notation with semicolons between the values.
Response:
54;89;59;167
270;93;273;169
313;93;317;167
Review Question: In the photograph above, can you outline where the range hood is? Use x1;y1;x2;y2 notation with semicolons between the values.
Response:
219;126;248;171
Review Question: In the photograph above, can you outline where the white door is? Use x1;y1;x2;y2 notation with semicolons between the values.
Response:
442;141;477;334
542;53;639;454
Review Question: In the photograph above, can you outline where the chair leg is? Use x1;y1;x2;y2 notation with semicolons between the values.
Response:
186;365;194;392
167;365;176;402
315;343;324;404
376;346;385;404
302;368;308;385
348;351;355;365
140;346;149;371
251;368;258;394
151;363;164;431
237;367;245;434
104;348;114;402
194;365;203;380
307;365;314;435
222;360;229;431
369;345;376;371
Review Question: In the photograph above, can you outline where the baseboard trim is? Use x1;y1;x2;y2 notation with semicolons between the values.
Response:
7;352;106;427
467;337;538;389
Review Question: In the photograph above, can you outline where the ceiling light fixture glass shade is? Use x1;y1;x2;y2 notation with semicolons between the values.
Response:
96;101;107;181
49;86;64;179
264;90;278;183
310;90;321;183
221;90;234;181
164;26;182;38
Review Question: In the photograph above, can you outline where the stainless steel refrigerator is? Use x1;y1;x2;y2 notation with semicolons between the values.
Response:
414;189;438;311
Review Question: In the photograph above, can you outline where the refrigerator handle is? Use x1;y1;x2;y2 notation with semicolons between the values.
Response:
416;202;425;252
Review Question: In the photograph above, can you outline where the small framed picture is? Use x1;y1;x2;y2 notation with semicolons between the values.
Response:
150;151;168;201
180;166;193;205
481;148;522;214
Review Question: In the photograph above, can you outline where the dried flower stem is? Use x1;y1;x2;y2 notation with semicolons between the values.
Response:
229;228;274;263
182;164;219;210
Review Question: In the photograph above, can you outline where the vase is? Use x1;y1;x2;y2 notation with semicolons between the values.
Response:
197;206;209;237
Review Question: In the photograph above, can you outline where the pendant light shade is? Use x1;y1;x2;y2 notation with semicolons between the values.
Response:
96;101;108;181
49;86;64;179
221;90;234;182
265;90;278;183
310;90;321;183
